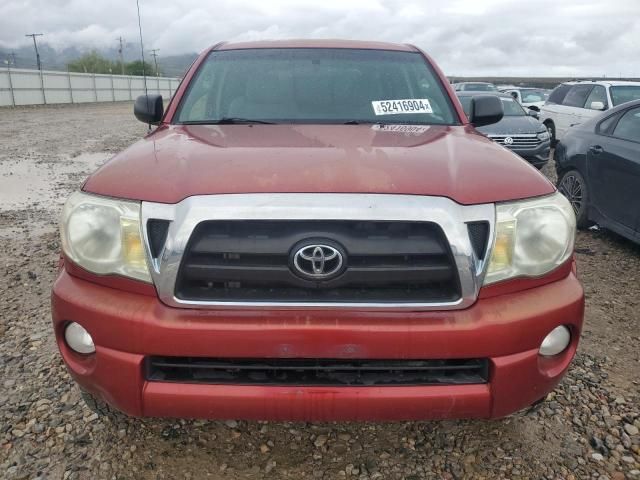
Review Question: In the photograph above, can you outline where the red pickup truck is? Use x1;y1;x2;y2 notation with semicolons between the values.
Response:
52;40;583;421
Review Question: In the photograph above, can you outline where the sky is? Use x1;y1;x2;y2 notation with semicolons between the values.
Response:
1;0;639;77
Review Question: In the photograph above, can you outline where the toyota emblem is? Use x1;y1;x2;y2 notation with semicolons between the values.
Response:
292;243;344;280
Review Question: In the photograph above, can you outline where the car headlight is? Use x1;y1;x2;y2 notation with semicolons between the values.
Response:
484;192;576;285
60;191;151;282
537;130;550;141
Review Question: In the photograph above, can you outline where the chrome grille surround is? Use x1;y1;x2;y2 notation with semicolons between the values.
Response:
488;134;542;149
141;194;496;310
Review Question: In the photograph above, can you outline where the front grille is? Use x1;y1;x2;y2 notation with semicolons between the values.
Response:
146;357;490;386
489;134;541;149
147;219;170;258
174;220;460;303
467;221;490;260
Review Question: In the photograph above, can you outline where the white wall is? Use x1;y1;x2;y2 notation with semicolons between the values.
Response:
0;68;181;107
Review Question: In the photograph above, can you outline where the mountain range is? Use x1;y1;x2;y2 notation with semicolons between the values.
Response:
0;42;197;78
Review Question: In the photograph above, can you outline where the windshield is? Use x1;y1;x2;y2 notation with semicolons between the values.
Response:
500;97;526;115
610;86;640;106
176;48;457;125
458;95;525;117
464;83;497;92
520;89;546;103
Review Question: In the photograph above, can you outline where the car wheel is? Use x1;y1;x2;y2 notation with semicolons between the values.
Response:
545;121;557;147
558;169;590;229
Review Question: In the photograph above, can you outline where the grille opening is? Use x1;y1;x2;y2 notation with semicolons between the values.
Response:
489;135;542;148
467;221;490;261
147;219;170;258
174;220;461;303
146;357;490;386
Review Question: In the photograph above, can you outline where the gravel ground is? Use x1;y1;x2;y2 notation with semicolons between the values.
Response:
0;102;638;480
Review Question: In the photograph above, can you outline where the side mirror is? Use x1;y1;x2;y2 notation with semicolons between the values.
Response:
528;105;540;112
590;101;606;111
134;94;164;125
469;96;504;127
527;110;539;119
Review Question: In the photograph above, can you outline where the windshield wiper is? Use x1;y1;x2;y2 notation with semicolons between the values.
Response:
180;118;275;125
343;120;437;126
213;117;275;125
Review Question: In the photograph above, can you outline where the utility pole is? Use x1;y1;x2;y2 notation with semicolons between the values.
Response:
149;49;159;76
25;33;43;70
117;36;125;75
9;52;17;66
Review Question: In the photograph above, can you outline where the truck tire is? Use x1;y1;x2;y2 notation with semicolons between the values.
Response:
558;169;590;229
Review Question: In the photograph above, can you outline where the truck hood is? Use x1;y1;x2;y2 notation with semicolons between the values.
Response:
83;124;554;205
476;115;544;136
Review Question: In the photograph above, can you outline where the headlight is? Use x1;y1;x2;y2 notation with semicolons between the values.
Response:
537;130;550;141
60;191;151;282
484;192;575;285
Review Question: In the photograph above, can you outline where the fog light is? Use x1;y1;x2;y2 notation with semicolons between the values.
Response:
539;326;571;356
64;322;95;354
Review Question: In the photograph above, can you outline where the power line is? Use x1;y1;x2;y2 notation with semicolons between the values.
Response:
117;36;125;75
149;48;160;76
136;0;152;130
25;33;43;70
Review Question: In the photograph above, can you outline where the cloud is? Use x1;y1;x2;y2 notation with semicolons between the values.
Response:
1;0;638;76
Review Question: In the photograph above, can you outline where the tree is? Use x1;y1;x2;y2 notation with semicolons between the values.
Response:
67;51;116;74
125;60;159;76
67;52;160;76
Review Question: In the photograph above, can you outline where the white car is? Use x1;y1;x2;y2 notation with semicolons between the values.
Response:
452;82;498;92
499;88;548;111
539;80;640;144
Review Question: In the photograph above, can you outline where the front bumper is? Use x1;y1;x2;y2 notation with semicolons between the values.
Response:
510;140;551;167
52;268;584;421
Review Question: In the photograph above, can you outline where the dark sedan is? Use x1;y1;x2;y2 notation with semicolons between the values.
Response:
555;99;640;243
457;92;551;168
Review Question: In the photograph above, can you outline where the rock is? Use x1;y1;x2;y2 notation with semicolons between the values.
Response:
259;444;270;454
84;413;98;423
591;453;604;462
624;424;639;436
314;435;328;448
591;436;608;454
224;420;238;429
265;460;276;474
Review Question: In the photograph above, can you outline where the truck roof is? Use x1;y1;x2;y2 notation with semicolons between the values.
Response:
214;39;417;52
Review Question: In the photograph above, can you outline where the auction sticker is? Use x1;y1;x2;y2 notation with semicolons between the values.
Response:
372;99;433;115
372;124;430;135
